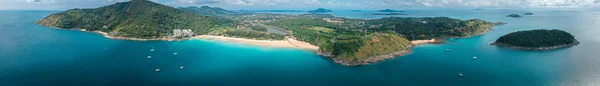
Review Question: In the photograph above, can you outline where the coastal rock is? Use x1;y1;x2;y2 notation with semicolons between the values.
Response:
491;41;579;50
317;45;413;66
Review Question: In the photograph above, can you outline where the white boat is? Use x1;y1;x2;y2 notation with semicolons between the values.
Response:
173;52;178;55
446;49;450;52
147;56;152;59
458;72;464;77
180;66;184;70
473;56;478;60
150;46;155;52
155;68;160;72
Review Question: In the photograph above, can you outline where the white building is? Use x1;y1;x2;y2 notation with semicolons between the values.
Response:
173;29;194;37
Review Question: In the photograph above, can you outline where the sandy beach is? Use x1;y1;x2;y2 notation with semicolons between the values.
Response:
192;35;319;51
410;39;436;45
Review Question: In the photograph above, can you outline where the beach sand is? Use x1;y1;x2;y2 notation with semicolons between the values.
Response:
192;35;319;51
410;39;436;45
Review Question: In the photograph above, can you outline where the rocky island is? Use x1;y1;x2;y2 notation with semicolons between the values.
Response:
36;0;503;66
491;29;579;50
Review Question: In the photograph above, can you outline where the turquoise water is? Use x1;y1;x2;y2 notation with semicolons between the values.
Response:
1;10;600;86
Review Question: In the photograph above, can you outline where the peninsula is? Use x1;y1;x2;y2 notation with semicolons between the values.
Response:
491;29;579;50
36;0;502;66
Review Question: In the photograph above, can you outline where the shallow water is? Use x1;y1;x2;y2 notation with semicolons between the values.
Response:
1;10;600;86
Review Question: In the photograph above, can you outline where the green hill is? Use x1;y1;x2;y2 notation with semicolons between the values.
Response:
36;0;229;38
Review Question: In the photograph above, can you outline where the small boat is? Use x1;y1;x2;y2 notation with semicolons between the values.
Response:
446;49;450;52
147;56;152;59
180;66;184;70
105;48;109;50
458;72;464;77
473;56;478;60
173;52;178;55
150;46;155;52
155;68;161;72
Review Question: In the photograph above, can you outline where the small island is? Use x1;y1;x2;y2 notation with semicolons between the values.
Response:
378;9;404;12
348;10;362;12
308;8;333;13
524;12;534;15
373;13;406;15
491;29;579;50
506;14;522;18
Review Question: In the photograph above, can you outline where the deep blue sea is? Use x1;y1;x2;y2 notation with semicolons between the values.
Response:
1;9;600;86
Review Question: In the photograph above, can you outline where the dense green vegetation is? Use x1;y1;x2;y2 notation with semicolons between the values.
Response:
223;29;285;40
368;17;496;40
36;0;230;38
495;29;577;47
267;16;497;60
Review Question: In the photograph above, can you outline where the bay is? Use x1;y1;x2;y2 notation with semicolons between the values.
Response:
1;9;600;86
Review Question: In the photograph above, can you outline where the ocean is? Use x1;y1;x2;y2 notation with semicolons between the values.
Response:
1;9;600;86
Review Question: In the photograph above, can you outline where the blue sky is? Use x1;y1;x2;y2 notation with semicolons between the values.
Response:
1;0;599;10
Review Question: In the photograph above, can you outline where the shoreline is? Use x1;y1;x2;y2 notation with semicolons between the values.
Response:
192;35;319;51
43;26;320;50
490;41;580;50
326;25;498;66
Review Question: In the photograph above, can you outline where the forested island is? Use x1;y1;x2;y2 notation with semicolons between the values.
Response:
507;14;522;18
36;0;503;66
491;29;579;50
378;9;404;12
373;13;406;15
525;12;534;15
308;8;333;13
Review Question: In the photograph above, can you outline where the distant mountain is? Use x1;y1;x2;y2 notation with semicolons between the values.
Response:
179;6;237;16
36;0;230;38
308;8;333;13
378;9;404;12
241;10;305;12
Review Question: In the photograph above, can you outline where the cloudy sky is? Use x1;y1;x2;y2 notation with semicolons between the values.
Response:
1;0;599;10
